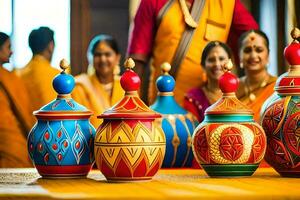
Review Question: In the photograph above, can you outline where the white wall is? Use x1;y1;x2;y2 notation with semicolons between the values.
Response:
0;0;70;71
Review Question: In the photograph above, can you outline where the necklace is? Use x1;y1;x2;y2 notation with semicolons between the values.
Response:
244;74;270;102
203;84;222;104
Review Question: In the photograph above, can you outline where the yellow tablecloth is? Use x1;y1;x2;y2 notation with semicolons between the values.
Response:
0;168;299;199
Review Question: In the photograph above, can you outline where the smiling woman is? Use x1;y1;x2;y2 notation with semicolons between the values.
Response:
236;30;277;123
183;41;233;123
72;34;124;127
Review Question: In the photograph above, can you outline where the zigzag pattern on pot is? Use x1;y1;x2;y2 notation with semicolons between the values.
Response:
94;121;165;174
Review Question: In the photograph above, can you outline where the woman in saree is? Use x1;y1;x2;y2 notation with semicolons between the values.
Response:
237;30;276;123
183;41;233;122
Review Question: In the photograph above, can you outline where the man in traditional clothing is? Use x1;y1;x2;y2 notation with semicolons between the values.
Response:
0;32;35;167
127;0;259;105
17;27;59;110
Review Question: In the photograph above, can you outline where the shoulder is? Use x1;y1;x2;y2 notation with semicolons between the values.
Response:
0;68;20;83
0;68;29;97
49;66;60;75
137;0;167;16
75;73;92;86
268;75;277;84
113;75;124;90
16;60;34;77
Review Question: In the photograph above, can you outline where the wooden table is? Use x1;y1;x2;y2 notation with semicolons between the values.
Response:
0;168;299;199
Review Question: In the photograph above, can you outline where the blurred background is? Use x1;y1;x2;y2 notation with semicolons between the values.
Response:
0;0;299;76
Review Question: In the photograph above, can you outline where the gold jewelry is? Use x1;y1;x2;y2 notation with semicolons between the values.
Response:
244;74;270;102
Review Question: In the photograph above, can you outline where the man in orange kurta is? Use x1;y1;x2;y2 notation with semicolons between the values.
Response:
17;27;59;111
128;0;258;105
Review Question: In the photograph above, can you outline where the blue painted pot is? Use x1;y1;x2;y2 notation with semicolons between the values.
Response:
150;63;198;167
27;60;95;178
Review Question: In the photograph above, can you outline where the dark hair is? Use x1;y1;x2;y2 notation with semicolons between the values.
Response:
28;26;54;54
88;34;119;56
201;41;233;66
238;29;270;52
0;32;9;48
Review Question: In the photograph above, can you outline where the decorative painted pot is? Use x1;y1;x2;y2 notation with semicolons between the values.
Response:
150;63;198;167
261;28;300;177
94;58;166;182
192;60;266;177
27;59;95;178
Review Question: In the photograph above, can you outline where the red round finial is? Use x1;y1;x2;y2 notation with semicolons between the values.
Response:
219;60;239;93
120;58;141;91
284;28;300;65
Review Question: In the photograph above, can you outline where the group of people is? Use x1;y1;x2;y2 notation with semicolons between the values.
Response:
0;28;124;167
0;27;61;167
184;30;276;123
0;0;278;168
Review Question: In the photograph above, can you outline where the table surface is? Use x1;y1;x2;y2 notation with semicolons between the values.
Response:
0;168;299;200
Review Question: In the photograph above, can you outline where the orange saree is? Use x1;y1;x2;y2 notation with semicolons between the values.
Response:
0;67;35;167
238;76;277;123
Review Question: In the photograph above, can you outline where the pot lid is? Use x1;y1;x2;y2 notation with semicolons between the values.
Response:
34;59;92;119
150;62;187;114
98;58;161;119
205;60;253;120
275;28;300;95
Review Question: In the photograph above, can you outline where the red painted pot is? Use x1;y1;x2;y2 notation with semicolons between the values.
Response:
94;58;166;182
192;61;266;177
261;28;300;177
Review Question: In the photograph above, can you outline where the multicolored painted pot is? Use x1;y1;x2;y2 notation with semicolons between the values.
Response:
94;58;166;182
150;63;198;168
27;60;95;178
192;61;266;177
261;28;300;177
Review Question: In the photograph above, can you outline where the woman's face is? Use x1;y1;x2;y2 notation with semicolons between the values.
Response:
0;39;12;64
204;46;229;81
93;41;120;77
240;33;269;73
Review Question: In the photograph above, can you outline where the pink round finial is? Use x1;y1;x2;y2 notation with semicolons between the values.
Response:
120;58;141;91
219;59;239;93
284;28;300;65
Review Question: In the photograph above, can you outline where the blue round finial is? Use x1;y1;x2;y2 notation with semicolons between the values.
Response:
156;62;175;92
52;59;75;94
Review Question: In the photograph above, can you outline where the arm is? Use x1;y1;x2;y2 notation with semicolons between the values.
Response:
127;0;157;102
